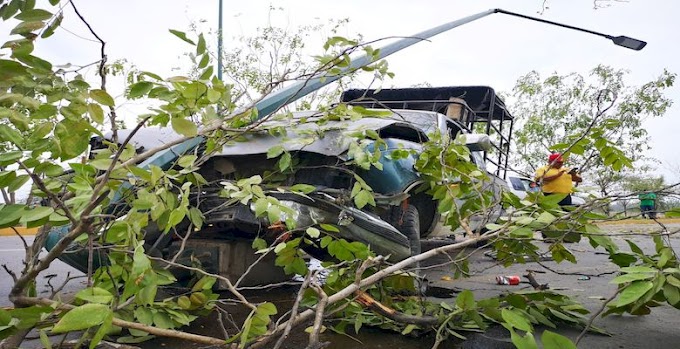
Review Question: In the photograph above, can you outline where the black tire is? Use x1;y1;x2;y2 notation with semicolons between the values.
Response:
389;204;421;258
409;193;439;238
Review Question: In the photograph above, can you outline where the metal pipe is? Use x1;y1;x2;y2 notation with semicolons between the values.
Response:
217;0;223;80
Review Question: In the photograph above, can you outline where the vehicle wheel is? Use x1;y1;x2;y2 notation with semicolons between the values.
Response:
409;193;439;238
389;204;425;293
389;204;421;259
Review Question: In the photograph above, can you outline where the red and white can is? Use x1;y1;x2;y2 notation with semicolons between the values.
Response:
496;275;521;285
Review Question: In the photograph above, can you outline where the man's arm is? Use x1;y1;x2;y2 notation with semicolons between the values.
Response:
541;169;567;182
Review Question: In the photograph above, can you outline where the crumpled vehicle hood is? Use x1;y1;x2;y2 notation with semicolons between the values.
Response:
106;110;433;158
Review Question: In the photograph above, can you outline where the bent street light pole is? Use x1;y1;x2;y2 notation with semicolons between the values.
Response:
494;9;646;51
141;8;646;169
253;8;646;119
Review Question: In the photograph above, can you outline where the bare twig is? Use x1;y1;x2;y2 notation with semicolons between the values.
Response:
2;265;17;283
272;273;313;349
306;283;329;349
575;288;622;345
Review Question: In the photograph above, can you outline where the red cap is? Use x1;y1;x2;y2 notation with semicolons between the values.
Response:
548;153;564;163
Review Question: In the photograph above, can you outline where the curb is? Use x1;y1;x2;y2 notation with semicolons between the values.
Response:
0;227;39;237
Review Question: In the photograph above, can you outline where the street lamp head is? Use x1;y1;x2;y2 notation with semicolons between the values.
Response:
611;35;647;51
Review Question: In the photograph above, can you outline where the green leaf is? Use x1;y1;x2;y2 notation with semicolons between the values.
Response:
0;0;21;20
0;204;25;228
510;227;534;238
128;81;154;98
41;12;62;38
455;290;475;310
198;54;210;69
75;287;113;304
11;20;45;35
501;309;532;332
320;224;339;233
7;174;29;193
0;124;23;147
52;304;111;333
610;273;655;284
188;207;203;230
199;66;213;80
87;103;104;124
509;328;538;349
169;29;195;45
15;8;52;21
54;119;91;160
181;82;207;100
278;152;291;172
19;206;53;225
137;284;157;306
541;330;576;349
290;184;316;194
0;151;22;165
306;227;320;238
0;59;29;80
206;88;220;102
196;34;206;55
178;155;197;168
257;302;277;316
171;117;197;137
15;54;51;71
610;280;654;307
252;237;268;251
39;329;52;349
152;312;175;329
353;190;375;209
89;89;114;107
274;242;287;254
666;275;680;288
663;284;680;306
266;145;284;159
191;276;216;292
89;312;112;349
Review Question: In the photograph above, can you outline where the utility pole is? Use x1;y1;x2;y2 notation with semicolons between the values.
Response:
217;0;223;80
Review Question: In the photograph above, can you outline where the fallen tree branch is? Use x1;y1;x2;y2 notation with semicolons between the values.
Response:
12;297;227;346
575;288;621;345
354;290;439;326
250;227;505;349
272;273;313;349
306;284;330;349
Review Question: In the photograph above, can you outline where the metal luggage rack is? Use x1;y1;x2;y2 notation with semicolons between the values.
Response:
340;86;514;179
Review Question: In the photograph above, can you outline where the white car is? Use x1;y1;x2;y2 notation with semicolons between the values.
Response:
506;175;585;206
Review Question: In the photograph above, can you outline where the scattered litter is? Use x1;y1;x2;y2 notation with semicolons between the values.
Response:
588;296;607;300
578;275;591;280
496;275;521;285
440;275;453;281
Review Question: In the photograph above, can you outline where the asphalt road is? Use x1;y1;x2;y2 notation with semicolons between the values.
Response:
0;236;84;308
2;221;680;348
420;222;680;349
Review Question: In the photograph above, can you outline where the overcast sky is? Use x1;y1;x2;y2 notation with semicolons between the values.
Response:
1;0;678;183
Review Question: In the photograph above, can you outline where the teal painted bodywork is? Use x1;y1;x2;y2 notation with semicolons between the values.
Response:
361;139;421;196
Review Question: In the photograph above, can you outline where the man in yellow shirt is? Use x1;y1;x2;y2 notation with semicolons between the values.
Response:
534;153;582;206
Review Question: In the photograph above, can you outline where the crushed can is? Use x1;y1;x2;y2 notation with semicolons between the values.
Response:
496;275;521;285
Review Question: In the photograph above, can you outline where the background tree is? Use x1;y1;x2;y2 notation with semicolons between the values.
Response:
186;6;367;112
510;65;675;198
